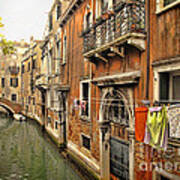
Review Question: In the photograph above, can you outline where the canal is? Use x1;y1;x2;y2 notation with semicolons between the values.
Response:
0;113;82;180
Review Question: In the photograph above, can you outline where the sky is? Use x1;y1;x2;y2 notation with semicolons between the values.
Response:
0;0;53;42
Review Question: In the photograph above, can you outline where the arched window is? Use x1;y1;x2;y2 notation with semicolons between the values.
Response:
102;89;130;126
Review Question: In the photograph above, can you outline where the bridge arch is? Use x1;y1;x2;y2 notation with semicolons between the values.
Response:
0;103;15;115
0;98;22;115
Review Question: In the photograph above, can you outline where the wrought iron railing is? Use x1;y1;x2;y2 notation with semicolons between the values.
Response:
82;0;145;53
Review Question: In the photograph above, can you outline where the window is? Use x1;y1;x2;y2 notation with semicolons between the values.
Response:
22;64;25;74
32;59;36;69
49;14;53;31
48;49;53;75
56;3;61;20
11;94;17;102
81;82;90;117
47;90;51;108
28;62;31;72
10;78;13;87
103;90;129;126
86;13;91;29
160;176;170;180
159;71;180;101
28;96;31;104
62;33;67;64
33;98;36;105
156;0;179;11
173;76;180;99
55;121;58;130
10;78;18;87
164;0;178;6
82;134;91;150
1;78;5;88
56;41;61;73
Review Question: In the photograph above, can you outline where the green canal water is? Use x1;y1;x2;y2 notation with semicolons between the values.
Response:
0;113;82;180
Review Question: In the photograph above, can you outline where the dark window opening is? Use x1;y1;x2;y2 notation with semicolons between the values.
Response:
28;62;31;72
55;121;58;130
49;15;53;31
173;76;180;100
86;13;91;29
164;0;177;6
81;83;89;116
160;175;170;180
159;72;180;103
33;98;36;105
11;94;17;102
57;4;61;20
28;96;31;104
159;72;169;101
10;78;13;87
1;78;5;88
22;64;25;74
82;135;90;150
32;59;36;69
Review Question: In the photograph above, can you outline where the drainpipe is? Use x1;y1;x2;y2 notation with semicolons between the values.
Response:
146;0;150;99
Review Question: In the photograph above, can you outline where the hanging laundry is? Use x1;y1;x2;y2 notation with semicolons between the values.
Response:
144;106;168;150
81;100;87;115
168;104;180;139
73;98;80;110
135;107;148;142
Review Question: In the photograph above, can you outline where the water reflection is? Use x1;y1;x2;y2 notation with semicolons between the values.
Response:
0;113;82;180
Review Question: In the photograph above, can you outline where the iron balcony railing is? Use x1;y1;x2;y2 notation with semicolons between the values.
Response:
82;0;145;54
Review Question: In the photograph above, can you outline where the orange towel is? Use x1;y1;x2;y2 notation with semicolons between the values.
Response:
135;107;148;142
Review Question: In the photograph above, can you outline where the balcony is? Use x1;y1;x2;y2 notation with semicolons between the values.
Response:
82;1;146;62
35;74;48;91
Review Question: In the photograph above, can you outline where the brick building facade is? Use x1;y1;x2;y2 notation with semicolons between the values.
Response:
3;0;178;180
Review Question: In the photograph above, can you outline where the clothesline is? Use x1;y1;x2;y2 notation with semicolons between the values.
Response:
70;96;180;103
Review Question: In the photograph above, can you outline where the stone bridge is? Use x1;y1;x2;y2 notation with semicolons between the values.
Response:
0;98;22;115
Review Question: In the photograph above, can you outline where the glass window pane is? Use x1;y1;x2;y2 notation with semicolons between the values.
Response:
173;76;180;100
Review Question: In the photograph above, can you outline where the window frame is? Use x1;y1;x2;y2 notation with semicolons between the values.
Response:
56;3;61;20
49;14;53;31
62;32;67;64
11;94;17;102
81;134;91;151
80;80;91;120
28;62;31;72
10;77;18;87
56;40;61;73
156;0;180;14
22;64;25;74
1;77;5;88
153;63;180;103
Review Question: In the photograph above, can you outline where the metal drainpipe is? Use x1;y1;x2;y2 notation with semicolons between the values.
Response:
146;0;150;99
